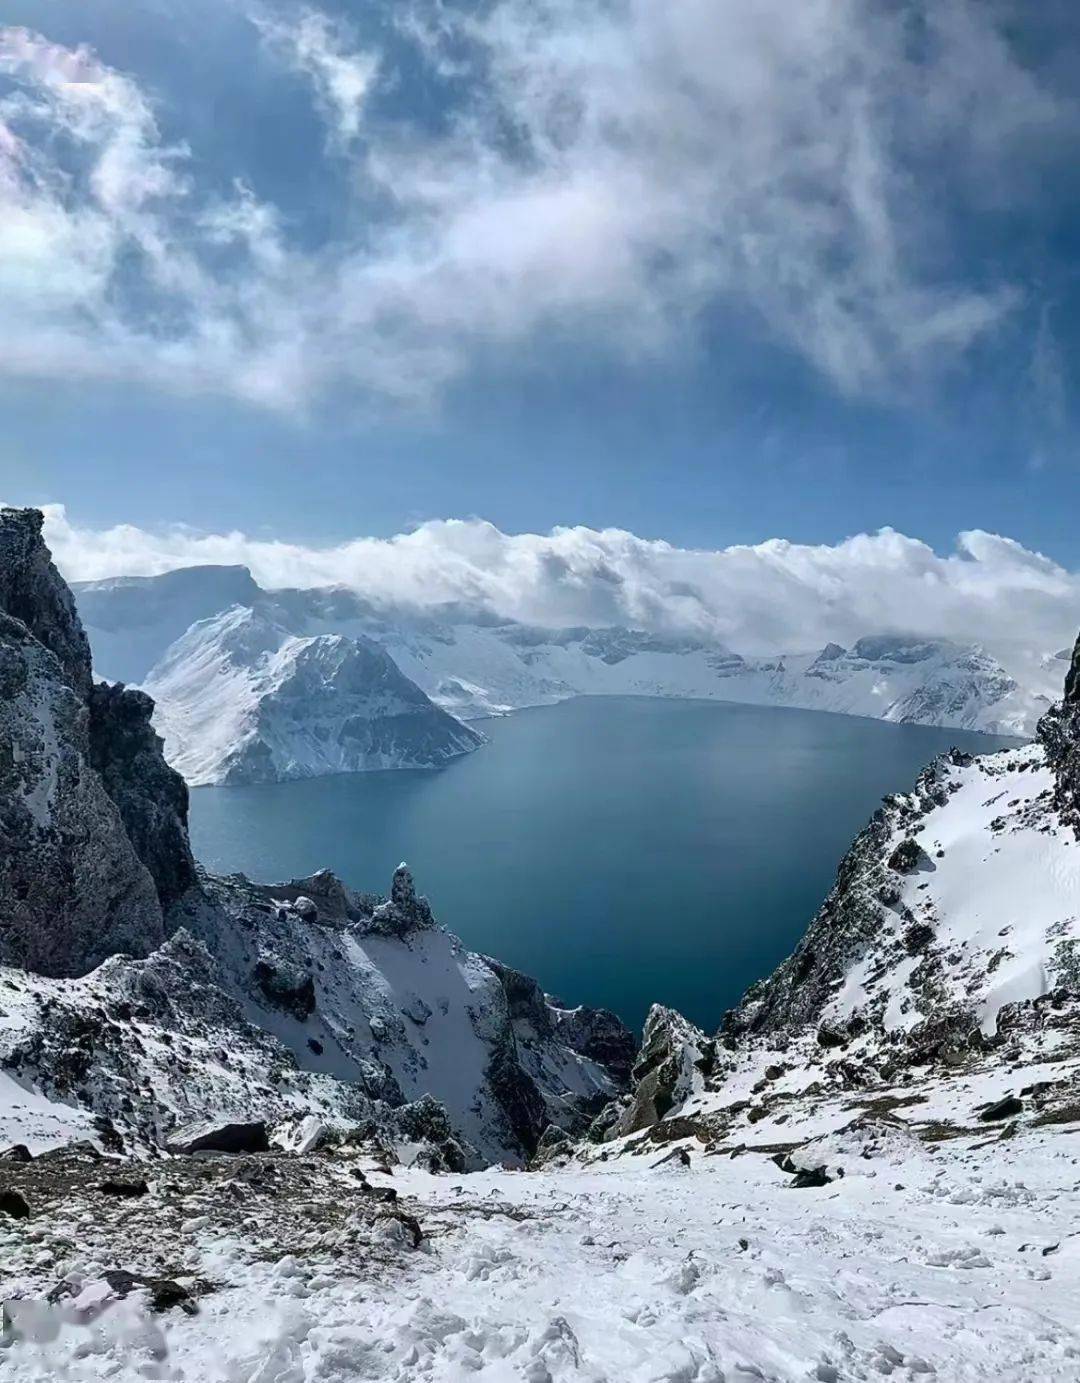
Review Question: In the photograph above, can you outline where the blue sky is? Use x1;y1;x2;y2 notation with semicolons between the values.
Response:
2;0;1080;563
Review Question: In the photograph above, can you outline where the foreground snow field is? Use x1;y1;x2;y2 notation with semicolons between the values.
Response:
4;1113;1079;1381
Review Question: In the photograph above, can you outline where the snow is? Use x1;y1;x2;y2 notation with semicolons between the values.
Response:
822;746;1080;1038
4;1121;1080;1380
140;606;482;785
0;1070;96;1154
379;627;1053;739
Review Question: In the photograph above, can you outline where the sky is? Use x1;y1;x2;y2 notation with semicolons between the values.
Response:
2;0;1080;567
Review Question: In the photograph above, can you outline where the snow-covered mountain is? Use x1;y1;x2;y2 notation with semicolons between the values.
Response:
75;570;486;785
75;569;1059;792
141;604;484;785
6;510;1080;1379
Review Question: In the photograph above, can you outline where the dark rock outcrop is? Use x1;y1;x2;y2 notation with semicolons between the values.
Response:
0;607;165;975
551;1004;637;1086
166;1119;270;1155
0;508;188;974
88;681;195;909
482;956;636;1085
1038;632;1080;833
364;864;436;937
0;508;92;699
253;956;317;1021
611;1006;715;1138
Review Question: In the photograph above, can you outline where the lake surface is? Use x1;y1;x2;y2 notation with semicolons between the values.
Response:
189;697;1018;1034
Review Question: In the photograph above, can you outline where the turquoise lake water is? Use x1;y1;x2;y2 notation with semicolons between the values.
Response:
189;697;1017;1034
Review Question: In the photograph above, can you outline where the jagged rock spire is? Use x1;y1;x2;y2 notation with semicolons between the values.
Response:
365;863;435;937
391;862;417;909
1063;632;1080;705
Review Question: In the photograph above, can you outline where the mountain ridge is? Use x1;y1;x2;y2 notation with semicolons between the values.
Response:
72;565;1058;788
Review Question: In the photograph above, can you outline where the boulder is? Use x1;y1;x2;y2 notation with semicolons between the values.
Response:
166;1120;269;1155
887;837;924;874
101;1270;197;1315
253;956;316;1021
98;1178;149;1197
978;1094;1023;1122
0;1188;30;1218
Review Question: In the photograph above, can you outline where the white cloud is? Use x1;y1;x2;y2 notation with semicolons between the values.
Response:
252;7;378;145
0;4;1072;408
38;504;1080;665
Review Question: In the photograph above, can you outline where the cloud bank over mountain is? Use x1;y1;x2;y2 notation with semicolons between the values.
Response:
42;505;1080;661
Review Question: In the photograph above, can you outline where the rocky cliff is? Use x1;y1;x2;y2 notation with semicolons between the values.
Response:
0;508;179;975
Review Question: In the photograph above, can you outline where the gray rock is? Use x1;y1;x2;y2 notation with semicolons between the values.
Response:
252;956;316;1021
87;681;195;909
0;609;165;975
0;1188;30;1218
166;1120;269;1155
364;864;436;937
0;508;92;699
612;1006;715;1137
0;508;195;975
978;1094;1023;1122
101;1270;197;1315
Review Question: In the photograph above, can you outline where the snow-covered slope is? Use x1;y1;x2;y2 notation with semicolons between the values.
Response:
5;1105;1080;1381
389;625;1050;736
74;566;261;684
0;863;631;1168
75;570;1059;765
726;740;1080;1049
140;605;484;785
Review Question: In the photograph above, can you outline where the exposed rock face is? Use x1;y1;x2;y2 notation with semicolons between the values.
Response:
364;864;436;937
1037;631;1080;832
551;1003;638;1086
88;681;195;909
0;508;92;700
483;956;637;1087
0;508;193;974
611;1006;715;1138
0;608;165;975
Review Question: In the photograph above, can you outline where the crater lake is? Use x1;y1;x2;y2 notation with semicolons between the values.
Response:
189;697;1018;1032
